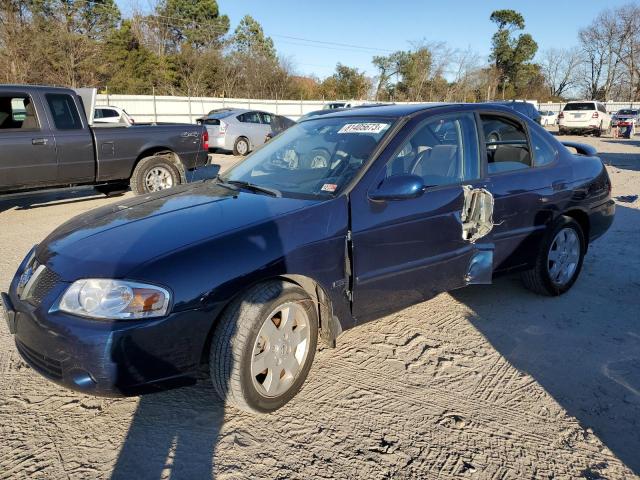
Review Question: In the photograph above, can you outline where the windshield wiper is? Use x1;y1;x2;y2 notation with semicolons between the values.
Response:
222;179;282;197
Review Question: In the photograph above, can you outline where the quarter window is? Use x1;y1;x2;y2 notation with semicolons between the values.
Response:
530;127;558;166
46;94;82;130
384;112;480;187
481;115;531;174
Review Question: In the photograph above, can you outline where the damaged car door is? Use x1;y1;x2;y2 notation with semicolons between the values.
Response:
350;112;495;321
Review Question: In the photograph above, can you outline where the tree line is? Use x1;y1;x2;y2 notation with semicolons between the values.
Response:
1;1;639;101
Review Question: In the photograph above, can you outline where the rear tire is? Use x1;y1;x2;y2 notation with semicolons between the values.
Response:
521;216;585;296
595;123;603;137
130;155;181;195
233;137;250;156
210;281;318;414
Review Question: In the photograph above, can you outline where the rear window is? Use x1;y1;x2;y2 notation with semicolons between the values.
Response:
617;109;638;115
203;118;220;126
563;103;596;111
46;94;82;130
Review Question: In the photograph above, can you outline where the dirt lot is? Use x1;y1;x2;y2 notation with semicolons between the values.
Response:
1;133;639;479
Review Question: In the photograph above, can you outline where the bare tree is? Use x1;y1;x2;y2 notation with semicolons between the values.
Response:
539;47;581;98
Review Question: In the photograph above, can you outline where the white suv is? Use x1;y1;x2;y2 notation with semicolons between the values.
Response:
558;101;611;136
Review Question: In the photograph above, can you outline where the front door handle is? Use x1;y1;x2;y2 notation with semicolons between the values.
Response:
32;138;48;145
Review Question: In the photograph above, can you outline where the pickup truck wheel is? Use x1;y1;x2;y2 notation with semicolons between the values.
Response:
210;281;318;413
521;216;585;296
131;155;180;195
233;137;250;156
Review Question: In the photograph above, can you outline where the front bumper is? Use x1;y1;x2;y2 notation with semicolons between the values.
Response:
4;262;213;397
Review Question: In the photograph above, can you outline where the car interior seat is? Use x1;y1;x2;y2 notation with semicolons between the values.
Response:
411;144;460;185
21;99;38;129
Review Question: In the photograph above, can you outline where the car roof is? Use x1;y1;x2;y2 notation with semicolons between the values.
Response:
307;103;450;120
0;84;76;95
302;102;523;121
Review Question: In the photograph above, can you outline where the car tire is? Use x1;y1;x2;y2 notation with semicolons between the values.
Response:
595;122;603;137
131;155;181;195
521;216;585;296
233;137;250;156
210;280;318;413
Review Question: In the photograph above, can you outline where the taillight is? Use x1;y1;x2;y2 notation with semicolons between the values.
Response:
202;130;209;150
592;111;599;118
558;112;564;119
218;121;227;135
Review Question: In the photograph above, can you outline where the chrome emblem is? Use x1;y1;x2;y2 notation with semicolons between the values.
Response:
18;265;35;291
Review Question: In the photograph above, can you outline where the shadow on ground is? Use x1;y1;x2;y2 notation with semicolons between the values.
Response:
452;204;640;474
0;187;119;214
111;381;225;480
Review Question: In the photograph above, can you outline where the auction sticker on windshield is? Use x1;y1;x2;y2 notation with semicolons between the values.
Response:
338;123;389;134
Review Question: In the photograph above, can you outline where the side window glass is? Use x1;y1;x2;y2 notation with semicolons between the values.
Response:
237;113;245;123
481;115;531;174
530;127;558;166
384;112;479;187
246;112;261;124
46;94;82;130
261;113;272;124
94;109;104;119
0;95;40;130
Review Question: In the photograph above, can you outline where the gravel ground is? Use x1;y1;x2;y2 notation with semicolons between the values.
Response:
1;132;639;479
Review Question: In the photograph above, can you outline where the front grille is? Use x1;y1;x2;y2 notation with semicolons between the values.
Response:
24;267;60;306
16;340;63;380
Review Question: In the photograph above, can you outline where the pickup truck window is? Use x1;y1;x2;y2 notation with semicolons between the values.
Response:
0;95;39;130
45;93;82;130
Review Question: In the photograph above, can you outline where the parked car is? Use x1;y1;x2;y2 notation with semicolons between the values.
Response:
2;103;614;414
196;109;295;156
539;110;558;126
0;85;210;195
94;105;135;125
487;100;541;124
611;108;639;136
558;101;612;136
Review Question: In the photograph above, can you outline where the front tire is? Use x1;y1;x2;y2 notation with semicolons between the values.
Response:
130;155;181;195
521;216;585;296
210;281;318;413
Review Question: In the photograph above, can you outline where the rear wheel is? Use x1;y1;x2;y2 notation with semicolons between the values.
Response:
130;155;181;195
233;137;250;156
595;122;603;137
521;216;585;296
210;281;318;413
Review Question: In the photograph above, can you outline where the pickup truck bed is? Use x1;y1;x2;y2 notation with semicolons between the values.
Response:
0;85;209;194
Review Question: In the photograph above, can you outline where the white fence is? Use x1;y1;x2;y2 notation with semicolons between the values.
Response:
97;94;332;123
96;94;640;124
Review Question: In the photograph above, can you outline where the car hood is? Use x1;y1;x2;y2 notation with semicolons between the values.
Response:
37;182;318;281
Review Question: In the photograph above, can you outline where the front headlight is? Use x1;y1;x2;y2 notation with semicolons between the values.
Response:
54;279;170;320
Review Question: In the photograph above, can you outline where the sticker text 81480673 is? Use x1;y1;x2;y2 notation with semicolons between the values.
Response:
338;123;389;134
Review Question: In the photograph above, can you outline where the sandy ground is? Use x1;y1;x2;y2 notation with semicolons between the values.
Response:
0;132;639;479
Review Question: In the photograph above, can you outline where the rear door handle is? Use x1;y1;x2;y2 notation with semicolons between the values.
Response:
32;138;48;145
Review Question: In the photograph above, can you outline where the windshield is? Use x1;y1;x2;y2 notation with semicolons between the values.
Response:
564;103;596;111
221;116;394;198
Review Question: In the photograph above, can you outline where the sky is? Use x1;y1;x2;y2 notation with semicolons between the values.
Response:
117;0;627;79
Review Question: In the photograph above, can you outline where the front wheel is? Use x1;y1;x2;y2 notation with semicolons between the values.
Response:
521;216;585;296
210;281;318;413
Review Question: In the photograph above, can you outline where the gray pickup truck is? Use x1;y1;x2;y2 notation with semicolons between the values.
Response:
0;85;210;195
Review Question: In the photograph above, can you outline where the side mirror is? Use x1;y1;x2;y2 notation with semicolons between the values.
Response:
369;174;425;201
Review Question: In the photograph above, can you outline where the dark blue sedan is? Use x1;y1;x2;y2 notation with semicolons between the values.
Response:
2;104;615;413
